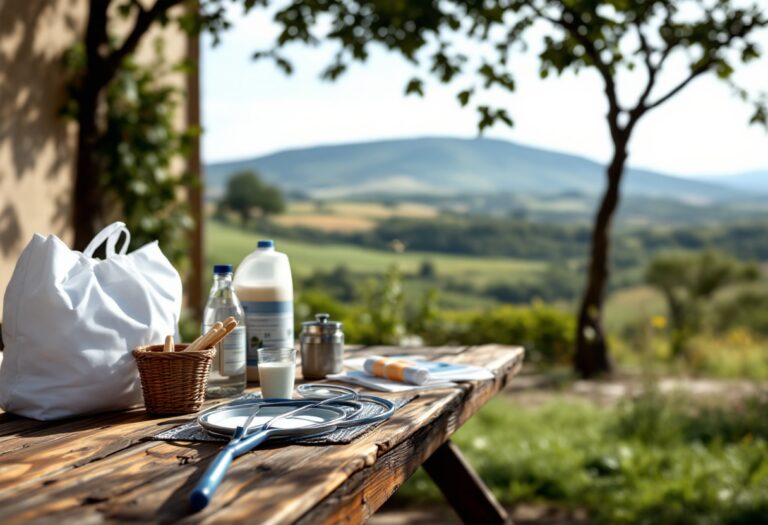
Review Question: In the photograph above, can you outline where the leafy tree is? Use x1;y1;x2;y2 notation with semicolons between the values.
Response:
69;0;232;248
418;259;437;279
645;250;759;357
716;287;768;336
300;265;358;302
64;42;196;267
220;170;286;224
253;0;768;377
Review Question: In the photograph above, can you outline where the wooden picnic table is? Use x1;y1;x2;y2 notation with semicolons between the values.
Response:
0;345;523;525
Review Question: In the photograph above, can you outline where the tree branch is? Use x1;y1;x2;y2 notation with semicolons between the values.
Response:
557;7;624;141
626;24;657;129
645;60;712;111
103;0;187;82
528;3;624;140
645;10;766;113
635;26;656;104
85;0;112;82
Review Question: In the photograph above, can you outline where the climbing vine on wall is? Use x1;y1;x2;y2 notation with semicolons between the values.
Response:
62;39;197;270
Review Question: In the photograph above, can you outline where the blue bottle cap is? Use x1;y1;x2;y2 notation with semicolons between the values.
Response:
213;264;233;274
257;240;275;249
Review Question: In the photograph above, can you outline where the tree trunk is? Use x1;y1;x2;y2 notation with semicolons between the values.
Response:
73;78;103;250
574;143;628;378
73;0;109;250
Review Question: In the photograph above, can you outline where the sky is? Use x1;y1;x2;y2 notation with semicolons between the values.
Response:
201;5;768;178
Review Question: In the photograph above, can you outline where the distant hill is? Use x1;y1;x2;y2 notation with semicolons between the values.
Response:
205;137;746;203
693;170;768;193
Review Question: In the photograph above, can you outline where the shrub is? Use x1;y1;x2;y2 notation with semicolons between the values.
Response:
455;302;575;364
715;287;768;336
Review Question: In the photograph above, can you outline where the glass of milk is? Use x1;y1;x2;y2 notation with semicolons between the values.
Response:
257;347;296;399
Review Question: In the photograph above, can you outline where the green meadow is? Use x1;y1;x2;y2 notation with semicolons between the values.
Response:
206;219;547;287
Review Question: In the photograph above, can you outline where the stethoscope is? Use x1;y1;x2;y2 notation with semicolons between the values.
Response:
199;383;397;436
190;384;397;510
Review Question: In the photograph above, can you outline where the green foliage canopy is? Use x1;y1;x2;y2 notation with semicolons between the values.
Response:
645;249;759;356
251;0;768;131
220;170;286;224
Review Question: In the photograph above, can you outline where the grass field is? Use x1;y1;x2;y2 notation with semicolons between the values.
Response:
206;219;547;287
395;392;768;524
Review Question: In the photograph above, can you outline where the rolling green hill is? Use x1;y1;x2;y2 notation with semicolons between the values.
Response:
205;136;745;203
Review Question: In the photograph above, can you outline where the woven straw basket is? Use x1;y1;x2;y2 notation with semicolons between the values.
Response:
133;344;216;414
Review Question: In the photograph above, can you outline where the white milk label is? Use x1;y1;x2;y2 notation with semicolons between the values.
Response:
220;326;246;376
241;301;294;366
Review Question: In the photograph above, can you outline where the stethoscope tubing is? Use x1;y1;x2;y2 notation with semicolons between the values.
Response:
199;385;397;435
191;385;396;511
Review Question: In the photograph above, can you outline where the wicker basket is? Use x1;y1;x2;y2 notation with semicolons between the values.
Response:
132;344;216;415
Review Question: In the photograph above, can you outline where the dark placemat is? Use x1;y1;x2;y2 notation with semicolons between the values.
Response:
151;393;414;445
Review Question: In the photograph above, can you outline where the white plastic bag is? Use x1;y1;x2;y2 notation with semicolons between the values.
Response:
0;222;182;420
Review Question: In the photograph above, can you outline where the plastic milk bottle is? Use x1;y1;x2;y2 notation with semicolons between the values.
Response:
233;240;294;382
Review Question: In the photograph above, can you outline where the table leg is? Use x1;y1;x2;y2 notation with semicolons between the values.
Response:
422;439;509;525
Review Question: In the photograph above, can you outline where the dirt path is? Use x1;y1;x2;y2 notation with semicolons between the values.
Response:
369;502;589;525
505;370;766;407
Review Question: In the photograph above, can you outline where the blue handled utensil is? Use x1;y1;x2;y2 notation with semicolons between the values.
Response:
189;401;348;511
189;384;396;511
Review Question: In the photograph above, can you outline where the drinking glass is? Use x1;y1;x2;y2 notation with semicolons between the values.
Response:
257;347;296;399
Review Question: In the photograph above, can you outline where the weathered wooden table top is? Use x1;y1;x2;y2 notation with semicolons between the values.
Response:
0;345;523;524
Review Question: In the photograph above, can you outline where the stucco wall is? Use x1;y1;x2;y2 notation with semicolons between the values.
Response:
0;1;194;320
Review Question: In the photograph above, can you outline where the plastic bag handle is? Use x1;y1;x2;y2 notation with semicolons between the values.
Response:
83;222;131;258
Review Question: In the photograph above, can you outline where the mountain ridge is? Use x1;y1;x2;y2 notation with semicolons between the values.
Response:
696;170;768;193
204;136;755;202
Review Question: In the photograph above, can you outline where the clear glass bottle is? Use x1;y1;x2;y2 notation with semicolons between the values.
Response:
204;264;246;398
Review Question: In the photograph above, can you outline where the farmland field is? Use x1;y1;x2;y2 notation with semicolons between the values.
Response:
286;201;439;219
269;201;439;232
271;214;376;232
206;219;547;287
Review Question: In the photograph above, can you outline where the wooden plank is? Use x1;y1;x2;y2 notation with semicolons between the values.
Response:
193;392;455;525
185;17;204;323
346;346;472;358
423;441;508;525
0;413;49;443
0;391;443;524
292;346;523;525
0;410;200;495
0;345;523;525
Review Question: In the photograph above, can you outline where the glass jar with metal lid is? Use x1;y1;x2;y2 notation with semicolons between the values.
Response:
300;313;344;379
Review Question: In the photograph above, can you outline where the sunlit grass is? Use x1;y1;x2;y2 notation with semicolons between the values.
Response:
395;393;768;525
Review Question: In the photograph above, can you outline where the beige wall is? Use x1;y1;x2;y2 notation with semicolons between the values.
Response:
0;1;195;319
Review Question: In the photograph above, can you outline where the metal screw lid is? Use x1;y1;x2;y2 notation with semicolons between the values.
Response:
301;313;343;334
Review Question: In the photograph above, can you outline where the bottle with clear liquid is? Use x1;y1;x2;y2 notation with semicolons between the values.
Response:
204;264;246;398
